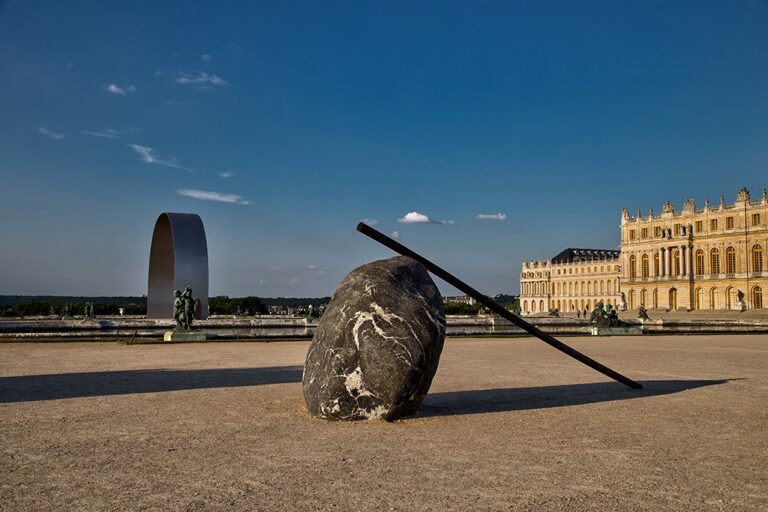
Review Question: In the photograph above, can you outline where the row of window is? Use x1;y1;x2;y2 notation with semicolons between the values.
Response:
521;264;620;279
521;279;620;296
522;285;765;314
626;286;764;310
522;298;617;314
628;213;763;240
628;244;764;278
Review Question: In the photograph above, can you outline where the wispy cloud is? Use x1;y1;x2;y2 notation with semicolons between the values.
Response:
476;213;507;221
177;188;249;205
201;53;212;62
82;129;120;140
360;218;378;226
128;144;194;172
397;211;455;225
39;127;64;140
175;72;227;87
391;230;400;239
104;83;135;95
219;170;238;178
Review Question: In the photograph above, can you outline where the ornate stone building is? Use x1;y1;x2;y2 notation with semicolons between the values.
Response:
519;187;767;314
621;187;766;311
520;248;622;315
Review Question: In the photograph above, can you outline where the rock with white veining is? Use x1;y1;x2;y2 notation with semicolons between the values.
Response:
303;256;446;421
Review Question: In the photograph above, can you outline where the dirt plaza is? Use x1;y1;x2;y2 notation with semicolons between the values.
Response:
1;335;766;511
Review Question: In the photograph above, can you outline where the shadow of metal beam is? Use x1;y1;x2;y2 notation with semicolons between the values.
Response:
417;379;734;417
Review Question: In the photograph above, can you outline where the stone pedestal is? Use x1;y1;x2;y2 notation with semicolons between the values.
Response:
590;326;643;336
733;301;746;312
163;331;208;342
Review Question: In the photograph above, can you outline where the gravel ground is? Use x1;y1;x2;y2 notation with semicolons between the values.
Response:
1;335;766;511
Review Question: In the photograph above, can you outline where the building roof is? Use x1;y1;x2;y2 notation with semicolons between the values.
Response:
550;248;620;263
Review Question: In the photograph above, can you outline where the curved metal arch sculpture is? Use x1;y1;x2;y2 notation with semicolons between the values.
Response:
147;212;209;319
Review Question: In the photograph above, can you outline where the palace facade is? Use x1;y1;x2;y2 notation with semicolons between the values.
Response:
519;187;767;314
520;248;622;315
621;187;766;311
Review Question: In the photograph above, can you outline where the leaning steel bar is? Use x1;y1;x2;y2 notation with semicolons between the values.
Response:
356;222;643;389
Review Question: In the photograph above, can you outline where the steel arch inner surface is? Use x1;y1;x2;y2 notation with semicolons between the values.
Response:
147;212;209;319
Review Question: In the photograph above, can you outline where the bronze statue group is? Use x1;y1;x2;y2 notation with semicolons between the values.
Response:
173;286;196;331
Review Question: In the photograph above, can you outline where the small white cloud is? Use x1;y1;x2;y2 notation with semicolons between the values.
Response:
397;211;454;225
219;170;238;178
175;71;227;87
105;84;125;95
177;188;249;205
83;130;120;140
128;144;194;172
39;127;64;140
308;264;316;269
391;231;400;239
105;83;135;95
476;213;508;221
201;53;212;62
360;218;378;226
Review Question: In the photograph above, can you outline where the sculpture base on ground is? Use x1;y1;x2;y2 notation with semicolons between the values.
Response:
163;331;208;342
590;326;643;336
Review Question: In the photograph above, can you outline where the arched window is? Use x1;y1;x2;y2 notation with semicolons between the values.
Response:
710;288;719;310
725;287;732;310
531;301;536;312
669;288;678;310
753;244;764;272
629;255;637;278
752;286;763;309
726;246;736;273
694;288;703;309
641;254;649;278
653;252;660;276
587;282;592;294
628;290;635;310
599;280;604;293
607;280;611;294
695;249;705;275
640;289;647;307
523;300;528;312
569;282;573;295
673;250;681;276
710;248;720;274
652;289;658;309
539;299;544;312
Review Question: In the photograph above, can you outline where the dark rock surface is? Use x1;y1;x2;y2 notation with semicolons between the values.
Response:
303;256;446;421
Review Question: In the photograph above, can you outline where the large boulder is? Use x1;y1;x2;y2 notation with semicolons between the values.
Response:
303;256;446;421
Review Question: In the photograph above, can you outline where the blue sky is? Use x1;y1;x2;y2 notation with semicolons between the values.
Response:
1;1;767;297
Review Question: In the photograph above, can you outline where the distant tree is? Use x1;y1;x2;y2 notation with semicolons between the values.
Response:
233;296;268;315
443;302;482;315
209;296;235;315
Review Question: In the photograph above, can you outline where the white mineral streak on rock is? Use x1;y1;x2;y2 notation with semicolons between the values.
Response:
344;366;377;398
363;405;389;420
350;303;416;367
